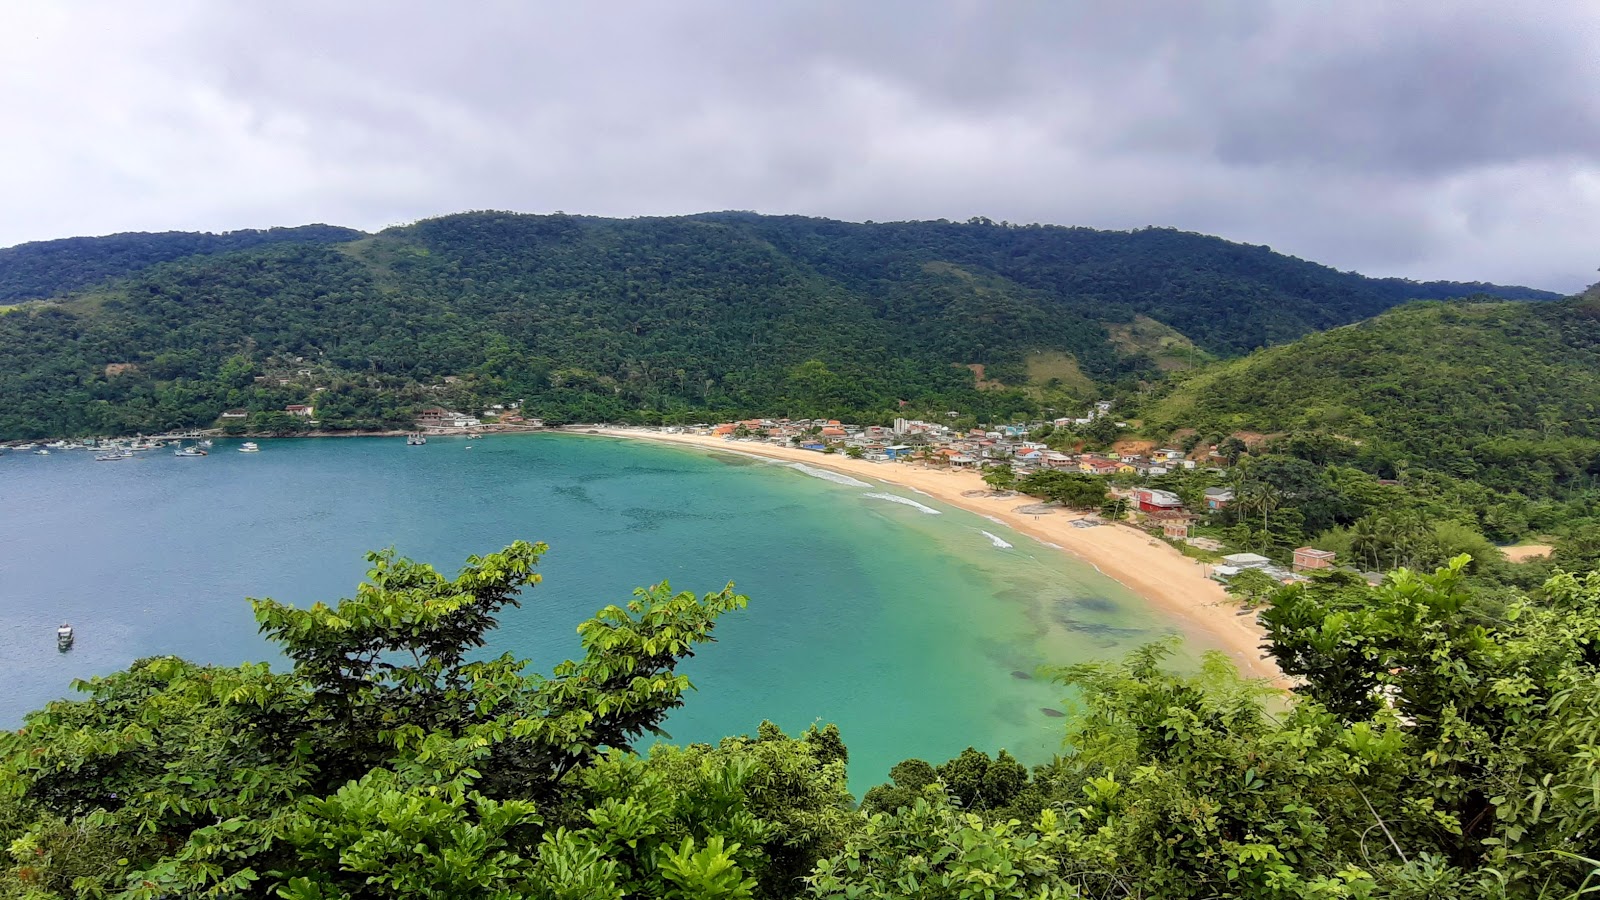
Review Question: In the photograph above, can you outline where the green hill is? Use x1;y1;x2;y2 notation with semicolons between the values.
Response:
0;224;366;302
0;211;1560;438
1147;291;1600;496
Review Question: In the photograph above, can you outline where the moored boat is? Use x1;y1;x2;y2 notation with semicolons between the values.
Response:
239;442;261;453
57;623;73;650
95;451;133;461
175;446;208;457
406;433;427;445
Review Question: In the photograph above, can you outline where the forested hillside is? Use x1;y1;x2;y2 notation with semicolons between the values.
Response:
0;211;1558;438
1147;292;1600;499
0;225;365;302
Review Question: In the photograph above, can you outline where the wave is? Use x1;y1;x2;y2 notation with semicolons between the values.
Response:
980;530;1014;549
862;492;942;515
982;514;1006;526
1033;537;1063;550
787;462;872;488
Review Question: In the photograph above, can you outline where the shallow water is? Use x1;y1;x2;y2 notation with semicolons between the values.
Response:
0;434;1179;792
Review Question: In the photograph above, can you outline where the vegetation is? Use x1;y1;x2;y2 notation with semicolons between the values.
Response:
0;225;364;303
1141;289;1600;553
0;212;1555;439
4;544;1600;898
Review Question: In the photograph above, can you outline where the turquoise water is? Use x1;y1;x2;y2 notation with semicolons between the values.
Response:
0;435;1177;792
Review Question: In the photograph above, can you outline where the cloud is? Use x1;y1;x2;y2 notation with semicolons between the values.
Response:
1;0;1595;291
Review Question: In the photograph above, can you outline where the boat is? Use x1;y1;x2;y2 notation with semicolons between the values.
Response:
406;433;427;445
33;449;50;456
175;446;208;457
57;623;73;650
199;439;213;449
239;442;261;453
95;451;132;461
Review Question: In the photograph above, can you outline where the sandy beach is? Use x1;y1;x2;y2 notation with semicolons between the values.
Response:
579;427;1284;683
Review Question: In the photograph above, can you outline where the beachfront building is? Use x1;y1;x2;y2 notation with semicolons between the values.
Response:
1293;547;1337;572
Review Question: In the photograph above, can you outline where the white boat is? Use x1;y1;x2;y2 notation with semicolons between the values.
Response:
239;442;261;453
95;451;132;461
406;433;427;445
33;449;50;456
57;623;73;649
175;446;208;457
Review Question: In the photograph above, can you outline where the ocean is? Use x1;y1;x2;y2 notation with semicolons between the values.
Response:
0;434;1178;792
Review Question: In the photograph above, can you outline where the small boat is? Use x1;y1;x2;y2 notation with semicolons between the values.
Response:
33;449;50;456
57;623;73;650
175;446;208;457
239;442;261;453
95;450;133;461
406;433;427;445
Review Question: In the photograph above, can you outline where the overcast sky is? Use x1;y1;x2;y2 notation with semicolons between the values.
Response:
3;2;1596;291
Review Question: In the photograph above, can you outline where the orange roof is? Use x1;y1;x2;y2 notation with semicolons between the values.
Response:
820;427;846;436
827;419;841;425
712;424;735;435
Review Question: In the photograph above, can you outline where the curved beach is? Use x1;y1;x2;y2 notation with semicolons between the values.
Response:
582;428;1284;683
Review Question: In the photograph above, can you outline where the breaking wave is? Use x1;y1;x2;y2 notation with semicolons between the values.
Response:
787;463;872;488
980;530;1014;549
862;492;942;514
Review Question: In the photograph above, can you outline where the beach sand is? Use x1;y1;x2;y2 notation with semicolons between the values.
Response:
582;428;1284;684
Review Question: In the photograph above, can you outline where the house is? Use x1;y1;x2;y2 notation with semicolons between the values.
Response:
819;426;847;438
712;424;736;436
1221;552;1273;569
1203;487;1235;510
1293;547;1337;572
883;445;914;460
800;442;825;451
1081;458;1123;476
1133;488;1183;513
285;405;315;418
417;408;455;427
220;409;248;420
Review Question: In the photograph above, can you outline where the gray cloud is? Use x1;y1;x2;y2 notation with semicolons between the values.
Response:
0;0;1595;291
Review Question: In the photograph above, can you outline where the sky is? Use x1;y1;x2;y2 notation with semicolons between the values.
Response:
2;1;1596;291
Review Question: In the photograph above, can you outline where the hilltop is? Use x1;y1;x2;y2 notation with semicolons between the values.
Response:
0;211;1559;438
1145;291;1600;498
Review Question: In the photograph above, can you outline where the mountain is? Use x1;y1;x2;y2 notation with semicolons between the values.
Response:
0;211;1561;438
0;224;366;302
1146;290;1600;497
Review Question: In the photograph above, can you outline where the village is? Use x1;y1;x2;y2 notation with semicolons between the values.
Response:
620;407;1352;594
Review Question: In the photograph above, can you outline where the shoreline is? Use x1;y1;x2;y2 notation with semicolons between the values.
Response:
575;427;1284;684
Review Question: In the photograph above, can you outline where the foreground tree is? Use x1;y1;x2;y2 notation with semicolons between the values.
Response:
0;542;856;899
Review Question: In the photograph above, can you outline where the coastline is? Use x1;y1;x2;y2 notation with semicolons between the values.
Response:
574;427;1285;684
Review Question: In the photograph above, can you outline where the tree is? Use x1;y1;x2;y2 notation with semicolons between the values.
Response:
1223;567;1278;607
0;541;765;898
845;446;863;459
981;463;1016;492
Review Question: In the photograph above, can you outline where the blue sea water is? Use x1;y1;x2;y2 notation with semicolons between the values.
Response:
0;434;1178;792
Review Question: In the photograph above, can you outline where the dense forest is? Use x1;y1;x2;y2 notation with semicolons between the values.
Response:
4;541;1600;898
0;225;364;302
0;211;1557;438
1124;292;1600;550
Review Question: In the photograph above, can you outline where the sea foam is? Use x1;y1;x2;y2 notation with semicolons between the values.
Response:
980;530;1014;549
787;462;872;488
863;492;942;515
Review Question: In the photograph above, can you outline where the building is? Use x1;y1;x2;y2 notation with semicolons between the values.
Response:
1293;547;1337;572
1221;552;1273;569
220;409;248;420
285;405;315;418
1203;487;1235;510
1133;488;1184;513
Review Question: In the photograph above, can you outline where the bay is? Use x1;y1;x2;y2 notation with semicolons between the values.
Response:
0;434;1177;792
